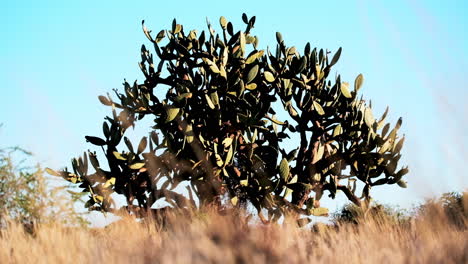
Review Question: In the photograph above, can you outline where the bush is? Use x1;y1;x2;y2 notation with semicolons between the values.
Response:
416;191;467;228
48;14;408;221
333;191;467;228
0;146;88;229
332;202;409;225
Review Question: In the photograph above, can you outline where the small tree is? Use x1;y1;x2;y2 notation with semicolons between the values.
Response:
331;202;409;225
0;146;88;228
48;14;408;221
417;191;467;228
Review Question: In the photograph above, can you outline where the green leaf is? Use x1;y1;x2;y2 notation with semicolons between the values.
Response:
382;123;391;138
85;136;106;146
222;137;233;148
279;158;290;181
252;128;258;142
185;124;194;144
287;46;297;56
210;91;219;106
98;95;112;106
245;50;264;64
393;137;405;153
395;167;409;178
329;47;342;66
129;162;145;170
364;107;375;129
137;137;147;154
174;24;182;34
312;144;324;164
156;30;165;43
253;37;259;49
203;58;220;74
377;106;389;129
246;65;259;84
286;149;298;162
315;65;322;80
165;107;180;123
340;82;352;98
397;180;407;188
94;195;104;203
221;48;229;66
264;71;275;83
287;104;298;117
231;196;238;206
113;151;126;161
354;74;364;92
215;154;224;167
313;101;325;115
188;30;198;40
45;168;61;177
151;131;159;146
248;14;256;28
142;20;152;41
379;140;392;154
103;177;116;188
225;145;233;165
175;93;193;102
304;42;311;55
85;199;95;208
296;56;307;73
70;177;78;184
288;175;298;184
308;207;329;216
227;22;233;35
240;179;248;186
276;32;283;44
103;122;110;138
267;116;285;125
124;137;133;153
395;117;403;130
333;124;343;137
205;94;215;109
312;173;321;182
242;13;248;24
306;198;315;210
240;32;246;56
245;83;257;90
219;66;227;79
219;16;228;29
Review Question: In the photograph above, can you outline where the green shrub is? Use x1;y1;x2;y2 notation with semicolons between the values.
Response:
417;191;467;228
332;202;409;225
0;146;88;228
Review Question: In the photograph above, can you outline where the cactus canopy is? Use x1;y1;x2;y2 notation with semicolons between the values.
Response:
47;14;408;221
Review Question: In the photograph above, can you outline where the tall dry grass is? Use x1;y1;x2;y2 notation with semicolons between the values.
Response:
0;200;466;264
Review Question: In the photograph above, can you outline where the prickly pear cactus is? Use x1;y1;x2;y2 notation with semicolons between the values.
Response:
47;14;408;221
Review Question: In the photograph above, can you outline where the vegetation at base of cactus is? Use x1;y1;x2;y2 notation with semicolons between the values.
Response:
47;14;408;222
331;202;410;225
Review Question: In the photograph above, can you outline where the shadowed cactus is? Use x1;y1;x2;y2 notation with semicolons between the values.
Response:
47;14;408;222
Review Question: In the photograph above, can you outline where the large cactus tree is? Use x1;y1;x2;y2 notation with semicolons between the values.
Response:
48;14;408;221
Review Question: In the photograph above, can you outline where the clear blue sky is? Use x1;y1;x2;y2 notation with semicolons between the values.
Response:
1;0;467;217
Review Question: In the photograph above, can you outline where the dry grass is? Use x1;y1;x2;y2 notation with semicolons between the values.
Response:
0;202;466;264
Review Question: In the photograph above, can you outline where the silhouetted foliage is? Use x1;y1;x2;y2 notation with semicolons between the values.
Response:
48;14;408;221
332;202;409;225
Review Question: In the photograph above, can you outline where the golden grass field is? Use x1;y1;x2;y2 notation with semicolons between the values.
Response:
1;199;466;264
